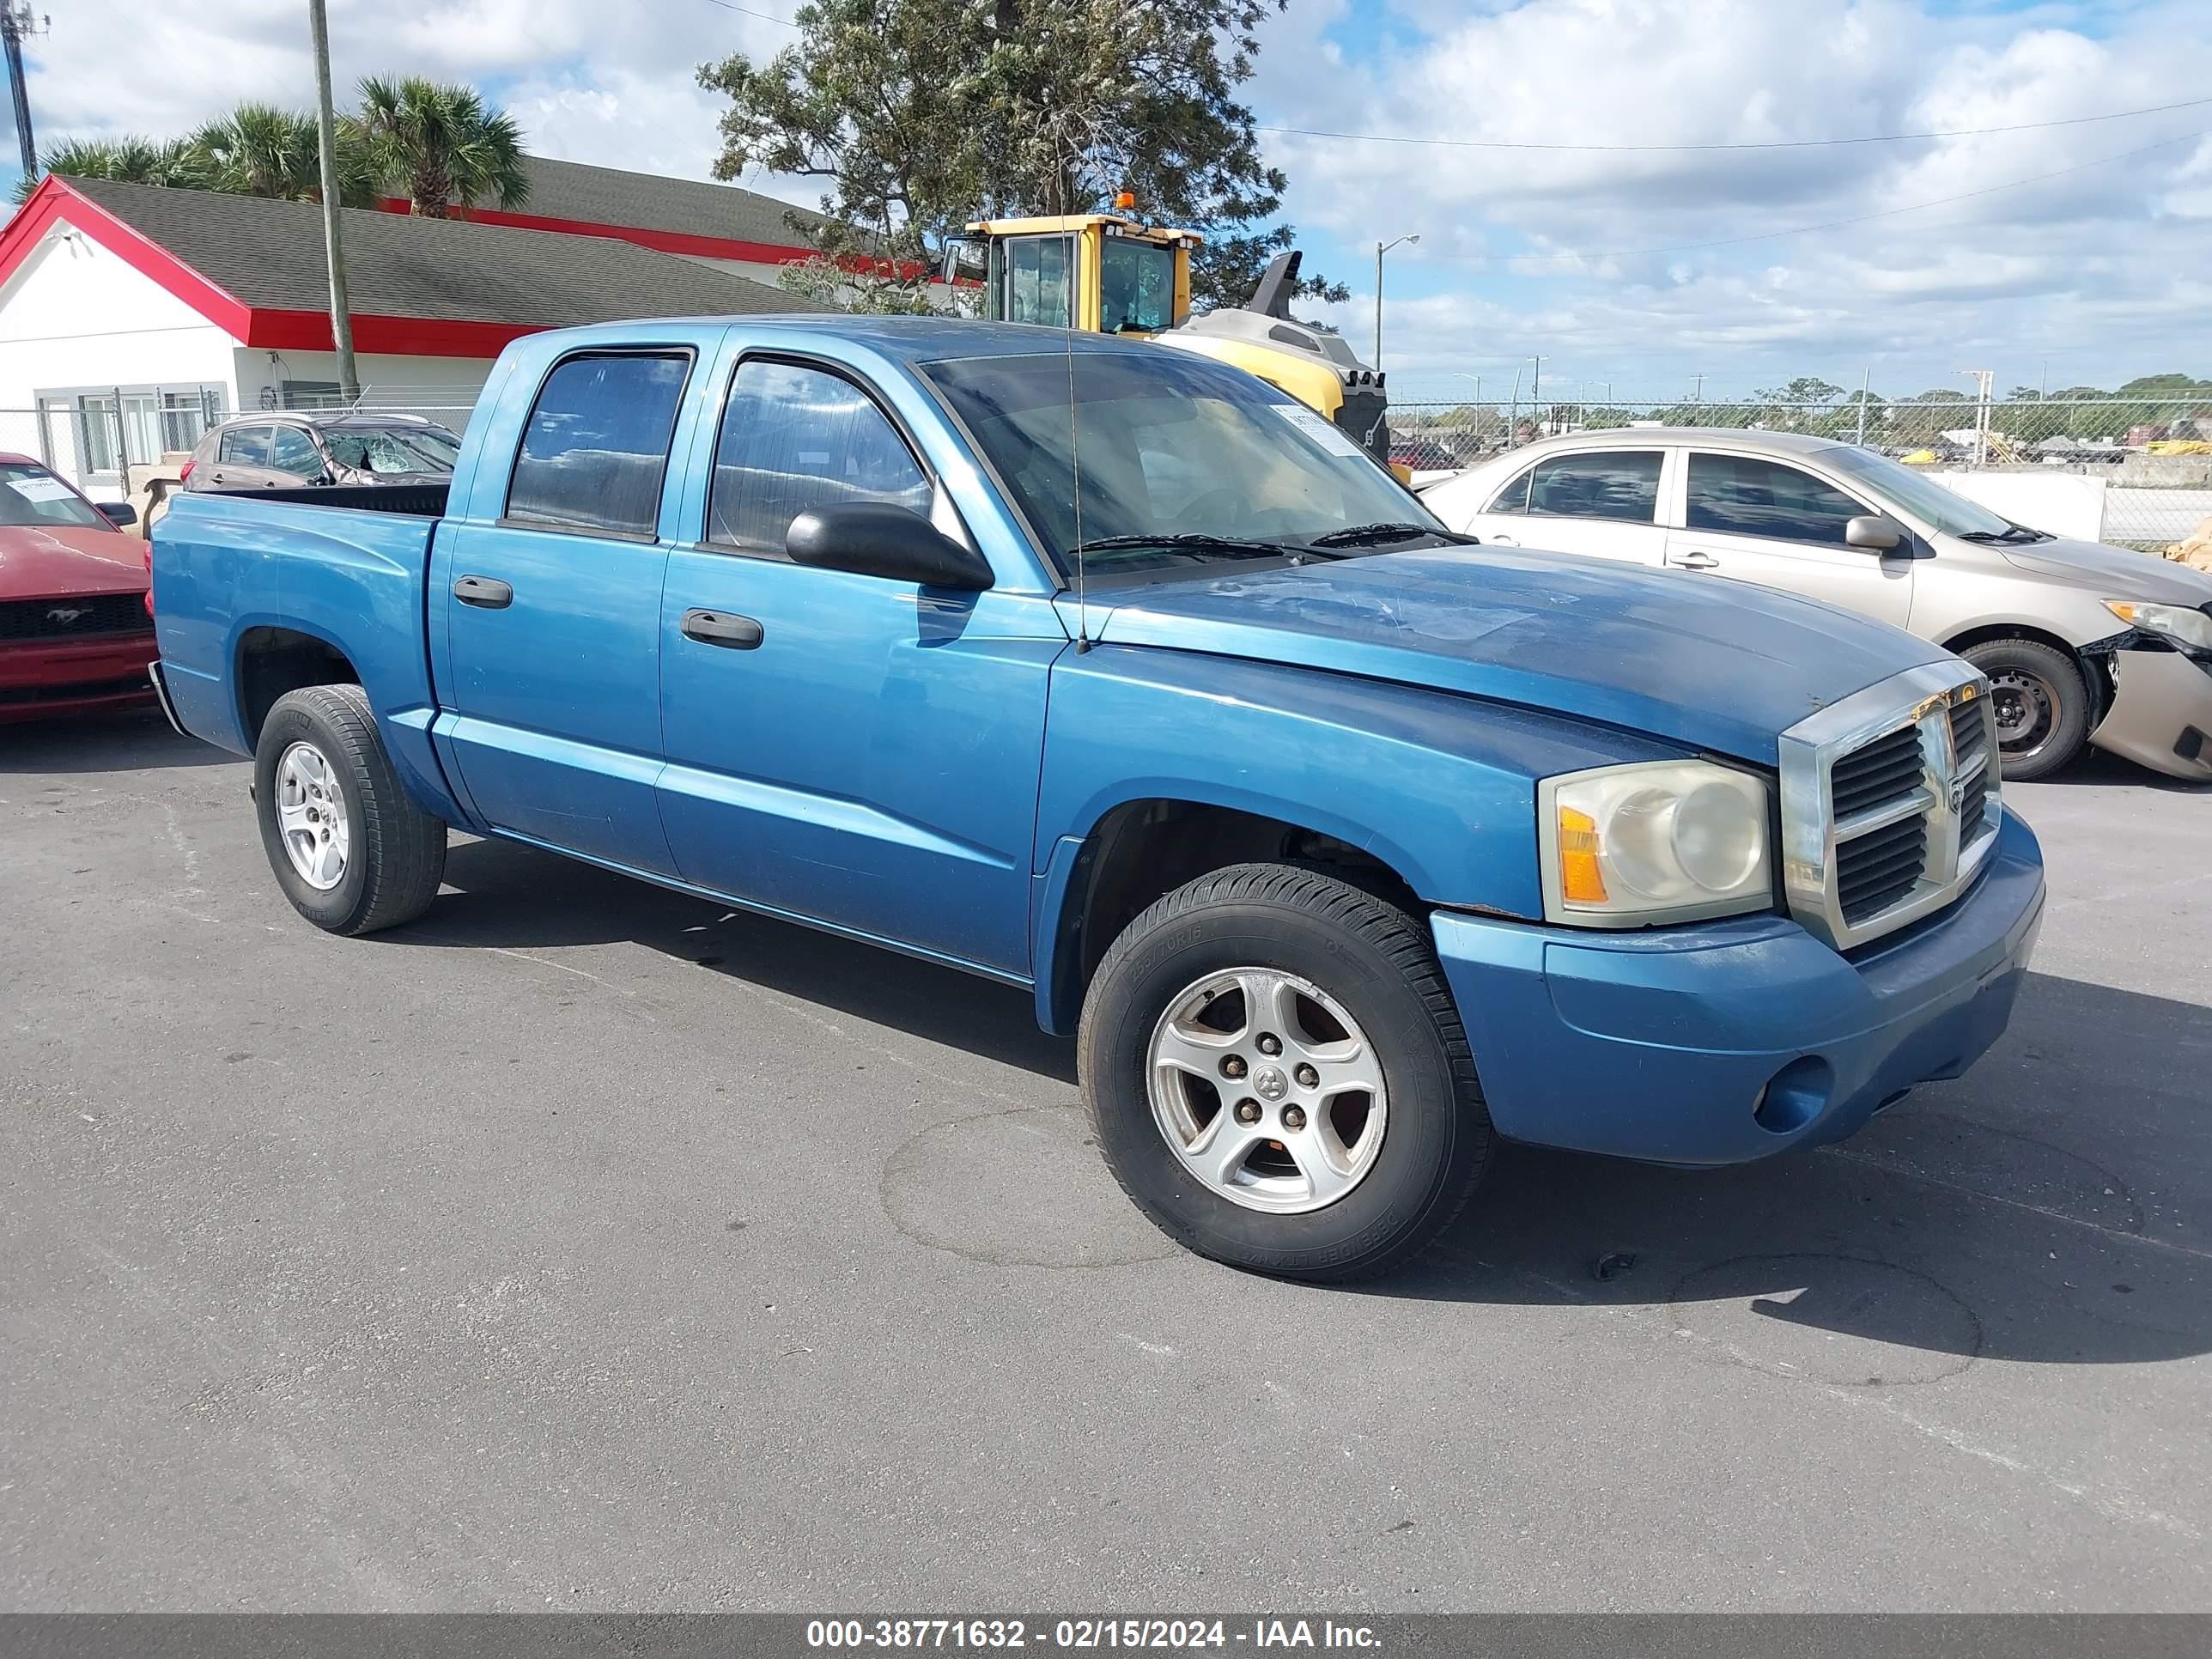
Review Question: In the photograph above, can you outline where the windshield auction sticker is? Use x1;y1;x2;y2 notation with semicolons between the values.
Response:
1267;402;1369;459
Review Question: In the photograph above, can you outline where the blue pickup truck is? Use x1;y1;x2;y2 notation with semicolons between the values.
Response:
149;318;2045;1280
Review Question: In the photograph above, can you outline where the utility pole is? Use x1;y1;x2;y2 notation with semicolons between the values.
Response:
1529;356;1543;432
307;0;359;402
1855;367;1870;447
2;7;45;182
1692;372;1705;403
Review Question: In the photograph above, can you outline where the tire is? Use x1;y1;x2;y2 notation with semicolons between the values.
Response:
1960;637;2090;781
1079;862;1492;1282
253;684;446;935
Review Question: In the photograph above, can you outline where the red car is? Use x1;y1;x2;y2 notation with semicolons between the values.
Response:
0;453;156;723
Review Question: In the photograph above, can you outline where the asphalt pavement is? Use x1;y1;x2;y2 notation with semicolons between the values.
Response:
3;711;2208;1612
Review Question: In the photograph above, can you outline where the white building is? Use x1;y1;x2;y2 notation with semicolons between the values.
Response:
0;159;835;495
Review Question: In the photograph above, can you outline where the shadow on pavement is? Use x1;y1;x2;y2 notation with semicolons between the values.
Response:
0;708;236;775
398;832;1078;1084
403;837;2209;1368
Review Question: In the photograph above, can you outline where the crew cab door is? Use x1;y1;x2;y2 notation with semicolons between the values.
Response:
1667;449;1915;629
1466;448;1669;565
431;346;700;874
654;351;1056;977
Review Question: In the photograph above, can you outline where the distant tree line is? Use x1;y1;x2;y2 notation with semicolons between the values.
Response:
14;78;528;219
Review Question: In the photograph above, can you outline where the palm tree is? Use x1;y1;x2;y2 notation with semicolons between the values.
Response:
192;104;320;201
356;76;528;217
12;135;209;204
193;102;378;206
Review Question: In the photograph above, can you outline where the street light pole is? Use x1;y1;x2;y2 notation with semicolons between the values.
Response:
1374;232;1419;370
307;0;359;403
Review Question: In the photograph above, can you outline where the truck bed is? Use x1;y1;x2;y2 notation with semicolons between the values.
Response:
204;482;451;518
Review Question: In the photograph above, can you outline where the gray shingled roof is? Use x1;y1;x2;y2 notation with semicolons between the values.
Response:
63;176;836;325
517;155;834;247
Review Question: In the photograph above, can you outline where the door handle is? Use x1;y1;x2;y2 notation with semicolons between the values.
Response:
682;608;764;649
1675;550;1720;570
453;574;514;609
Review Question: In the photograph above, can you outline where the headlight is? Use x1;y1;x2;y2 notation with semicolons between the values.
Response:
1539;760;1773;927
2105;599;2212;653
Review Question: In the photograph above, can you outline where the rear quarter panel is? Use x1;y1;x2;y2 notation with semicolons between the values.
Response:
151;490;461;819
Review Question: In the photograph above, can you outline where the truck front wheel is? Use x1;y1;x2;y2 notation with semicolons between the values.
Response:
1079;863;1492;1281
253;684;447;936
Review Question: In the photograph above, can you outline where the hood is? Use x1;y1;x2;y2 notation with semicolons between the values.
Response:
0;524;145;600
1078;545;1952;764
336;469;449;488
1996;536;2212;606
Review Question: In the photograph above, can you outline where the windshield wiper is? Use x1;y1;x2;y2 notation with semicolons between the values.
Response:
1304;521;1479;549
1068;533;1304;562
1956;524;2052;544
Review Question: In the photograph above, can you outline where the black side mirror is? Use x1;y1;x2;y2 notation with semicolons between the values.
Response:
1844;514;1903;552
96;501;137;528
786;503;994;591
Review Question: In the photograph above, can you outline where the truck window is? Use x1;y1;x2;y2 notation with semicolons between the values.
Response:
706;360;931;552
1686;453;1866;545
505;351;690;538
1527;452;1662;523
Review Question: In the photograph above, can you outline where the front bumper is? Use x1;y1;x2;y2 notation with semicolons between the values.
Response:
1431;810;2045;1166
2088;649;2212;781
0;633;158;723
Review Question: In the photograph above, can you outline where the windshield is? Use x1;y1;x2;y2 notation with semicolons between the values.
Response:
1823;444;2014;538
1099;238;1177;333
322;424;460;475
0;462;107;529
923;350;1439;578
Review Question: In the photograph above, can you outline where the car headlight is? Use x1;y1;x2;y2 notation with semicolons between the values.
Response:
2105;599;2212;654
1539;761;1773;927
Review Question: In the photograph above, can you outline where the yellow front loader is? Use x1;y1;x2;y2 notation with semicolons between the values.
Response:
947;211;1396;471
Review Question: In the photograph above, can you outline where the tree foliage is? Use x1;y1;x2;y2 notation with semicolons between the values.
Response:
11;136;209;204
15;80;524;216
357;77;528;217
698;0;1342;313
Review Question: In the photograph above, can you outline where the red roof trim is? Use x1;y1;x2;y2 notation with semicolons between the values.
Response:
375;198;814;267
0;176;258;335
241;309;545;356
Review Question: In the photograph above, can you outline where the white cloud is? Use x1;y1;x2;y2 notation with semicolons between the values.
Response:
1254;0;2212;395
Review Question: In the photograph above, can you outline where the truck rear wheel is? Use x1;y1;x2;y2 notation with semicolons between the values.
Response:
253;684;446;935
1079;862;1492;1281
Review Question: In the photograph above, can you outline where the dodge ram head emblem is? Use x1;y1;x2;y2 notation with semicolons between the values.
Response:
1948;777;1967;812
46;606;88;625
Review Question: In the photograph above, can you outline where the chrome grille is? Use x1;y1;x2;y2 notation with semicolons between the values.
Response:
1838;813;1929;923
1830;725;1925;820
1778;665;2003;951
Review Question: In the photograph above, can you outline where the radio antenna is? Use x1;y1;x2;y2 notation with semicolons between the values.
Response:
1065;230;1090;653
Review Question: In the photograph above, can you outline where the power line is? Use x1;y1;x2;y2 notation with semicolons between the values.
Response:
1413;128;2209;268
1261;94;2212;153
699;0;800;24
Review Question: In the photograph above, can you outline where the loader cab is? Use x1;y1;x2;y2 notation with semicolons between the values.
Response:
950;215;1197;337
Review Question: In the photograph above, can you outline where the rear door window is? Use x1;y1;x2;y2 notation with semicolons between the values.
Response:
1526;451;1663;523
1686;453;1868;544
218;426;271;465
706;359;931;552
505;351;690;538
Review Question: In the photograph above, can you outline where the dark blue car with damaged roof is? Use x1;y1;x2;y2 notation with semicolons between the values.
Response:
148;318;2045;1280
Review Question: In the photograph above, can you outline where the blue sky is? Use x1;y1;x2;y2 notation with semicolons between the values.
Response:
7;0;2208;404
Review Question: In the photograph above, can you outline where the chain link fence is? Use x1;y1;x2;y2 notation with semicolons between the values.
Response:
1389;397;2212;551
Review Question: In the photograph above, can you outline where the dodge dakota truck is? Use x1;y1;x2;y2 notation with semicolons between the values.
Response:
149;318;2046;1280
